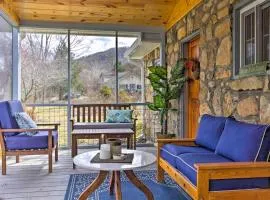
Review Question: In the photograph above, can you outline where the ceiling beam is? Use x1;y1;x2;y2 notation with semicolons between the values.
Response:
0;0;19;25
165;0;202;30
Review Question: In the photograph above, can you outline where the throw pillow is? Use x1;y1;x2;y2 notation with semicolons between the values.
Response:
14;112;38;136
105;110;133;123
215;118;270;162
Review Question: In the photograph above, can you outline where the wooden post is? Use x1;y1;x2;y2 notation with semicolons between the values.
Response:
48;130;53;173
55;142;58;162
16;155;20;163
156;141;164;182
197;170;209;200
2;152;6;175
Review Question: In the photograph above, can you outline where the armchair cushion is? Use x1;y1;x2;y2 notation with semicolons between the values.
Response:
105;110;133;123
215;119;270;161
195;114;227;151
160;144;213;168
5;130;58;150
175;153;269;191
14;112;38;136
0;101;18;136
73;122;134;129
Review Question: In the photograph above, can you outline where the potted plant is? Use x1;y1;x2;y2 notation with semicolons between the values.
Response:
147;59;187;139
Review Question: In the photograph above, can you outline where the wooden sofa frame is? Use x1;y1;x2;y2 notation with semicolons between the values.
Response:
70;104;137;149
0;123;59;175
157;139;270;200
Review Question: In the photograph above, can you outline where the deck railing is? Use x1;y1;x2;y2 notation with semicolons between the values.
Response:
25;103;160;148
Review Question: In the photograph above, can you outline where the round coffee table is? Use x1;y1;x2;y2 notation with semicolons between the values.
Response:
73;150;156;200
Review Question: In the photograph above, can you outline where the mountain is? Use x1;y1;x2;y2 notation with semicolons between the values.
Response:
76;47;131;73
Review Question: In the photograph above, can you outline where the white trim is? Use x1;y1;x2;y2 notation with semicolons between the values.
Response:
240;0;267;14
175;156;197;172
254;125;270;161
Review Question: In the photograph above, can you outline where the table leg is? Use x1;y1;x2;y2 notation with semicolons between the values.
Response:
78;171;108;200
114;171;122;200
127;136;130;149
72;135;78;169
124;170;154;200
109;171;115;195
133;132;136;150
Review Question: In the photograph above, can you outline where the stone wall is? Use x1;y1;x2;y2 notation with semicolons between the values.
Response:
143;48;161;141
166;0;270;135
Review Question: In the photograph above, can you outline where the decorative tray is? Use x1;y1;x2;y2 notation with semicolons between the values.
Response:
90;153;134;163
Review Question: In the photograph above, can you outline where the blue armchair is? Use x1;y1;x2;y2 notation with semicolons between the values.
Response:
0;100;59;175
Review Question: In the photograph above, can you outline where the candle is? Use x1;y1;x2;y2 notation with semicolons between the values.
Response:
100;144;111;160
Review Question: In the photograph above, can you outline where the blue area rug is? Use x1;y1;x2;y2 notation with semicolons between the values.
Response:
65;170;191;200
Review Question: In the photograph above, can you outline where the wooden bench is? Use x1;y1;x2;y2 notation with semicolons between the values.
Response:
70;103;137;150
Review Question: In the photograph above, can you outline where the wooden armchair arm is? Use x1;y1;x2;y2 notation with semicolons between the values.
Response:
157;138;197;146
37;123;60;130
195;162;270;180
0;128;56;149
194;162;270;199
0;128;56;133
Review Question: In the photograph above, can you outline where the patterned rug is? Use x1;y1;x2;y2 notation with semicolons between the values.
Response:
64;170;191;200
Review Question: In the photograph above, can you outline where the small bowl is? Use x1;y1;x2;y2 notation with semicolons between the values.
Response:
113;154;125;160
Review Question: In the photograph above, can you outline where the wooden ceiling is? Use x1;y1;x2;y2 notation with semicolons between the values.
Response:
0;0;202;29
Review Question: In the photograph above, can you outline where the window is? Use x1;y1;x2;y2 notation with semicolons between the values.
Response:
20;29;68;104
234;0;270;76
70;30;116;104
262;5;270;61
0;16;12;100
242;11;255;65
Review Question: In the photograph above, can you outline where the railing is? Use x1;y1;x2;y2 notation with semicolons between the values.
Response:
25;103;160;148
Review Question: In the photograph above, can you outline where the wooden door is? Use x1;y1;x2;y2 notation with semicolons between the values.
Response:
187;38;200;138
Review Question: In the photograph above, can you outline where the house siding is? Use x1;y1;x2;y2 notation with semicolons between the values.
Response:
165;0;270;135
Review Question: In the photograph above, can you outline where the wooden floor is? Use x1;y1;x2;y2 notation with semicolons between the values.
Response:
0;147;156;200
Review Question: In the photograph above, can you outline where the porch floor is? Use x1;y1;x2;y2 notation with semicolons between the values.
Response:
0;147;156;200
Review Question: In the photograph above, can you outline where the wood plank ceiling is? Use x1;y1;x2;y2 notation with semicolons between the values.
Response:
1;0;202;29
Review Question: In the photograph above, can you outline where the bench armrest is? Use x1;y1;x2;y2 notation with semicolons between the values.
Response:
37;123;60;130
0;128;56;133
157;138;197;146
195;162;270;179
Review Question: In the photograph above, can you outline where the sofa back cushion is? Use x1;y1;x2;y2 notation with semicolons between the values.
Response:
0;101;18;136
195;114;227;151
215;119;270;162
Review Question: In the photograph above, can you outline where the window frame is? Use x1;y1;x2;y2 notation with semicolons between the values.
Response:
233;0;270;78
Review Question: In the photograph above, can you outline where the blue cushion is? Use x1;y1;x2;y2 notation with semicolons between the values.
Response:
0;101;18;136
160;144;213;168
215;119;270;161
105;110;133;123
5;131;58;150
8;100;24;116
195;114;227;151
175;153;269;191
14;112;38;136
73;122;134;129
7;100;24;129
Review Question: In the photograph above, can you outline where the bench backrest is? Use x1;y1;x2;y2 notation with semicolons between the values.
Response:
71;104;131;123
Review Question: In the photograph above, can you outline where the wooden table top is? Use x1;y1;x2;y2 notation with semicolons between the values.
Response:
72;128;134;134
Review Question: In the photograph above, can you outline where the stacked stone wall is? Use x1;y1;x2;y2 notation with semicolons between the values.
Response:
166;0;270;134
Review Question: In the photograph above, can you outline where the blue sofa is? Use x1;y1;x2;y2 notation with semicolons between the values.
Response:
0;100;59;175
157;114;270;199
